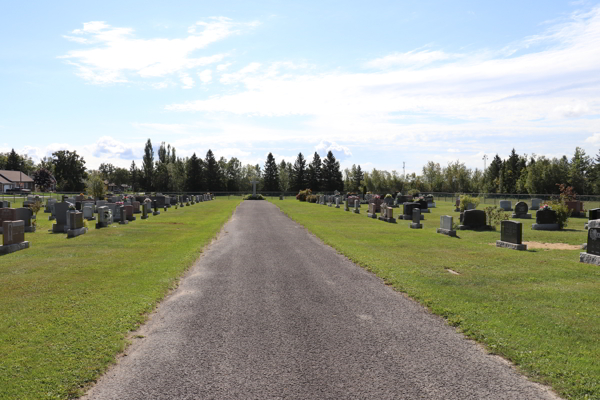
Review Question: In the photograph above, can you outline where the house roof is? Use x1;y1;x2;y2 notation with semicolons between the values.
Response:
0;170;34;183
0;175;12;185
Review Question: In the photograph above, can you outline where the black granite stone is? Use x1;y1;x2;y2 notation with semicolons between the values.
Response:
501;220;522;244
536;209;557;224
588;208;600;221
462;209;486;228
416;199;429;211
588;228;600;256
403;202;420;216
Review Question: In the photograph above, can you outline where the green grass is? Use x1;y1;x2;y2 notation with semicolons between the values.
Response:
271;198;599;400
0;198;240;400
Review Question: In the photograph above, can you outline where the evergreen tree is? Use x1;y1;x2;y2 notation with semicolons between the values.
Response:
278;160;291;192
130;161;139;192
142;139;154;191
6;149;21;171
186;153;202;191
321;151;344;192
569;147;591;194
263;153;280;191
291;152;307;192
353;165;363;192
483;155;503;193
205;149;220;191
307;152;322;192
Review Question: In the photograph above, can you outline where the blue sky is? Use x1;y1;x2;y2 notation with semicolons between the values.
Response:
1;1;600;174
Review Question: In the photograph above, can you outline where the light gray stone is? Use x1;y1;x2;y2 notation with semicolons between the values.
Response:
496;240;527;251
531;223;560;231
579;252;600;265
531;198;542;210
499;200;512;211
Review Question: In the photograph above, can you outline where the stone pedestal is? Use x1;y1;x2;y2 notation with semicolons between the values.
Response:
531;223;559;230
67;227;87;238
437;228;456;237
410;222;422;229
496;240;527;251
580;252;600;265
511;213;532;219
0;241;29;255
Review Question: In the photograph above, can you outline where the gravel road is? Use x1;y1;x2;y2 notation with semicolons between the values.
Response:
83;200;560;400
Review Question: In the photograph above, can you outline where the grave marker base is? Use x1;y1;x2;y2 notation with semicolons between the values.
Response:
366;213;377;219
67;227;87;238
86;216;96;221
454;208;460;212
48;216;55;221
119;220;128;225
458;225;493;230
153;211;160;216
581;243;587;250
402;215;424;220
511;213;532;219
436;228;457;237
420;209;431;213
531;223;560;231
24;226;35;233
496;240;527;251
378;216;396;223
52;224;68;234
427;202;436;208
0;241;29;255
141;215;149;220
353;209;360;214
410;223;423;229
580;252;600;265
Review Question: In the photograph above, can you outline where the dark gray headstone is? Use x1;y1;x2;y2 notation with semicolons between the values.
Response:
588;208;600;221
403;202;420;216
412;208;421;224
501;220;522;244
587;225;600;256
462;210;486;228
514;201;528;215
416;199;428;211
536;209;557;225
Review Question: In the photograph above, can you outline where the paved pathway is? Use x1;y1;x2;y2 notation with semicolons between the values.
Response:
84;201;560;399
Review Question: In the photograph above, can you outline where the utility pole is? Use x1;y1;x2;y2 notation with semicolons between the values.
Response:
403;162;405;180
482;155;488;171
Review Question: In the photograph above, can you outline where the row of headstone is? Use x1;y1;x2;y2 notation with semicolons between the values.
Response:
0;207;35;233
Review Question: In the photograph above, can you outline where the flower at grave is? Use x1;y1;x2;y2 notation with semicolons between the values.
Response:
144;198;152;203
540;204;552;211
384;194;392;199
373;194;380;199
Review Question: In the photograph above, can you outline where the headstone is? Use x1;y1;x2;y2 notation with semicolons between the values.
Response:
580;220;600;265
454;198;460;212
0;208;17;233
52;203;71;233
251;180;258;195
83;205;96;221
566;201;585;218
353;199;360;214
67;211;87;238
335;197;340;208
110;204;122;222
96;200;107;209
459;209;488;230
384;197;394;207
119;205;129;224
96;206;113;228
532;208;559;230
141;202;149;219
0;200;10;208
530;198;542;210
496;220;527;250
402;202;423;220
416;199;430;213
153;200;160;216
379;205;396;223
512;201;531;219
437;215;456;237
132;201;141;214
0;220;29;254
410;208;423;229
367;203;378;219
499;200;512;211
344;199;349;211
45;198;57;213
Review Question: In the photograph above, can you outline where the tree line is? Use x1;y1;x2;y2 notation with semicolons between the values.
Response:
2;143;599;195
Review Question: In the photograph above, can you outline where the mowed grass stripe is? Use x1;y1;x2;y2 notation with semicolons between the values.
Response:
272;198;599;400
0;198;240;400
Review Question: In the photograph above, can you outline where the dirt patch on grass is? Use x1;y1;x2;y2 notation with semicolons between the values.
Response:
523;241;581;250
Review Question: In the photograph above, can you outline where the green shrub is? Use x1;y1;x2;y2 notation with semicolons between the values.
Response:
307;195;318;203
484;206;510;230
548;201;571;229
296;189;312;202
407;189;419;196
459;194;480;212
243;194;265;200
384;193;392;199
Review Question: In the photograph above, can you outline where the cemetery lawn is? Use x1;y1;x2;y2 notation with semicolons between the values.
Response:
0;198;240;400
272;199;599;400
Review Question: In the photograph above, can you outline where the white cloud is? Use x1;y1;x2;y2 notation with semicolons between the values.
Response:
165;6;600;146
585;133;600;144
220;62;262;84
180;73;195;89
364;49;461;69
198;69;212;83
315;140;352;160
216;62;232;72
60;17;257;85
